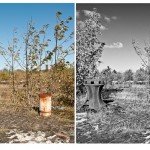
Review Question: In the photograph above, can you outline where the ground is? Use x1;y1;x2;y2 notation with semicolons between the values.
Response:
0;84;74;143
76;84;150;143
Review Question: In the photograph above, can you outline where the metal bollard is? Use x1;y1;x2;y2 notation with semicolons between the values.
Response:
84;79;105;111
39;93;52;117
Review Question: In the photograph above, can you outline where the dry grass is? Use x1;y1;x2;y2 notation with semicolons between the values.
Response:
0;78;74;143
76;84;150;143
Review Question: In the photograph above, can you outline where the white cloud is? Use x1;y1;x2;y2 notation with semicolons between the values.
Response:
112;16;118;20
104;16;111;23
77;9;117;32
82;9;101;18
105;42;123;48
100;25;108;31
83;10;94;17
104;16;117;22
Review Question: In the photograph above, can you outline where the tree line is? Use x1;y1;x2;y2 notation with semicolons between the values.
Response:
98;67;148;85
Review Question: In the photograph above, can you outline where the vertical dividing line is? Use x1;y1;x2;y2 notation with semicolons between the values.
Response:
74;2;76;144
148;52;150;101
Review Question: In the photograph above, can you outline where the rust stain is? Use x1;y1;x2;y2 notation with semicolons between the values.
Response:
39;93;52;98
40;97;47;103
39;92;51;117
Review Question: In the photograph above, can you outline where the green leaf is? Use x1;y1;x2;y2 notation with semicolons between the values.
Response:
56;11;62;15
68;16;72;20
39;30;45;34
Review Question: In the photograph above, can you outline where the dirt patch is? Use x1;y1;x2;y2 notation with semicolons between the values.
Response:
0;106;74;143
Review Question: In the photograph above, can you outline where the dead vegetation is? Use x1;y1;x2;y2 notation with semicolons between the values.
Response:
0;100;74;143
0;63;74;143
0;10;74;143
76;84;150;143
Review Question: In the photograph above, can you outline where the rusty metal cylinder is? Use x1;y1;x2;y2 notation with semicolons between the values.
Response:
39;93;52;117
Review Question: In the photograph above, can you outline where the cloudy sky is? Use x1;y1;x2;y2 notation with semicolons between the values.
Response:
77;3;150;72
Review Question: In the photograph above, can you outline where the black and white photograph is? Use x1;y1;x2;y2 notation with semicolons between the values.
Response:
76;3;150;143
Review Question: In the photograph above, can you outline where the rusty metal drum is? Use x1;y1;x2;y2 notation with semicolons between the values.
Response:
39;93;52;117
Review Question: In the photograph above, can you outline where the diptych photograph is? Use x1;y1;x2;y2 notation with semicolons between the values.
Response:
1;1;150;146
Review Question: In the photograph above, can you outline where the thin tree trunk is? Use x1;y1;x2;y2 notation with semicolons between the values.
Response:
25;23;30;105
11;34;15;103
12;52;15;103
55;30;58;65
147;53;150;101
38;52;42;92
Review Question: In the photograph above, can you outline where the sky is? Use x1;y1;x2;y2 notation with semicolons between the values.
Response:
77;3;150;73
0;3;74;70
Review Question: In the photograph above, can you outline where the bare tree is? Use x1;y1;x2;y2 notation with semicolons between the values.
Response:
132;40;150;101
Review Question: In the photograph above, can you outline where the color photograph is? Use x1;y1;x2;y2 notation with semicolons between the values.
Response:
0;3;74;143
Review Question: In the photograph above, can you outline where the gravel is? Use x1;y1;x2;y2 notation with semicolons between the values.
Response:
6;129;70;143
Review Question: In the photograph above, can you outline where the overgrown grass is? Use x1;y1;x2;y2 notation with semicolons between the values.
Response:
0;82;74;129
77;84;150;143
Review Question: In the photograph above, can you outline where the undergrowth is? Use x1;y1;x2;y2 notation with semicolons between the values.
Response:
77;85;150;143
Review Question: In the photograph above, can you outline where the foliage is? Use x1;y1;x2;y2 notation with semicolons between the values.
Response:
0;11;74;107
113;72;123;82
98;66;123;88
76;8;105;92
48;61;74;106
0;71;10;81
134;68;146;82
132;39;150;100
54;12;74;64
132;40;150;84
123;69;134;81
99;66;112;88
132;40;150;69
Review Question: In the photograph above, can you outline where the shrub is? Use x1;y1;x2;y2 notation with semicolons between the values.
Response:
0;72;10;81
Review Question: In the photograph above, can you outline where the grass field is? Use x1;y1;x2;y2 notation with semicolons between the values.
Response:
76;84;150;143
0;83;74;143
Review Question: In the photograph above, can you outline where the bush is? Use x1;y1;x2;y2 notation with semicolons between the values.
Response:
0;72;10;81
137;91;145;99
